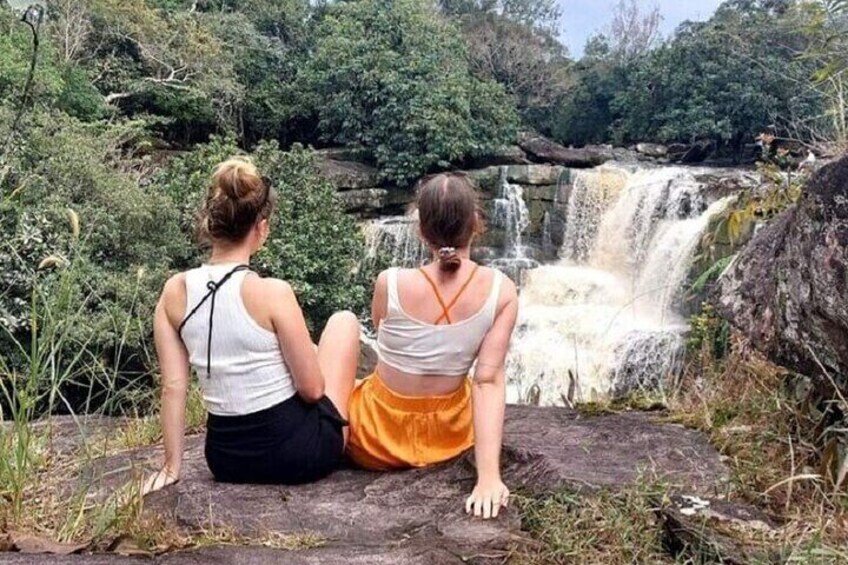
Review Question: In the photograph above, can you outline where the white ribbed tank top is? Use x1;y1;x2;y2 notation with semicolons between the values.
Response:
181;264;296;416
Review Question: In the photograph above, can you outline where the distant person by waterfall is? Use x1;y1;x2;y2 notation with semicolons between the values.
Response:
347;173;519;520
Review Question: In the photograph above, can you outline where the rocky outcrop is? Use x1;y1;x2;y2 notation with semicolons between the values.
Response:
518;133;617;168
502;164;566;186
316;158;381;190
13;407;726;564
718;156;848;380
336;188;412;216
679;140;716;164
660;495;783;564
466;164;566;195
636;143;669;159
462;145;530;168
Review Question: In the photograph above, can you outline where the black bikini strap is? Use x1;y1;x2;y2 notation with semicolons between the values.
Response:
179;264;250;379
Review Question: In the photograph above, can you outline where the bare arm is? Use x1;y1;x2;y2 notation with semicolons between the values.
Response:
145;275;190;494
466;275;518;519
267;279;324;403
371;270;388;330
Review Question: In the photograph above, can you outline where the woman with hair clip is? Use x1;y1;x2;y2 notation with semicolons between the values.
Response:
348;173;519;520
143;157;359;492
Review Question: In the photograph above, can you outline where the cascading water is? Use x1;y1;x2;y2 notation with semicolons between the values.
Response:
490;167;539;280
506;164;734;405
361;213;429;271
541;211;554;256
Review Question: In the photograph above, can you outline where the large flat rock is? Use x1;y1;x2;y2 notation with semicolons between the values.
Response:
0;545;464;564
6;406;727;564
517;133;616;168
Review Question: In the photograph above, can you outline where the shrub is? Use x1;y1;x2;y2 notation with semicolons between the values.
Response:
0;111;185;412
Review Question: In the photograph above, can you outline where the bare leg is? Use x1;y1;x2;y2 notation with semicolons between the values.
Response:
317;311;360;443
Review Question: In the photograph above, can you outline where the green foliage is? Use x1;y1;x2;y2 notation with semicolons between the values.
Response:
303;0;518;183
611;3;815;147
2;117;369;412
205;5;317;145
687;302;731;359
253;143;369;330
56;66;107;120
152;137;370;332
551;45;625;145
1;111;185;411
690;255;736;296
439;0;570;134
438;0;561;32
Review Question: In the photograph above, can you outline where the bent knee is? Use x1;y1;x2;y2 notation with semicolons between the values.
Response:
327;310;360;332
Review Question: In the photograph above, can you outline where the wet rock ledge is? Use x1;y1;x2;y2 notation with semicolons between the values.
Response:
2;405;730;564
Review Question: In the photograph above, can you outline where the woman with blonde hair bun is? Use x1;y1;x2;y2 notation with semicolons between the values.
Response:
145;157;359;491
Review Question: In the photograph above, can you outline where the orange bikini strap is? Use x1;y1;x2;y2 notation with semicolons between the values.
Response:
418;265;480;325
418;268;453;324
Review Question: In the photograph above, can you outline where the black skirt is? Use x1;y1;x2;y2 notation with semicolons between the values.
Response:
204;395;347;485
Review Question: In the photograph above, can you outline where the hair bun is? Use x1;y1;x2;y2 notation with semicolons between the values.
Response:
197;157;275;244
438;246;461;272
214;157;262;200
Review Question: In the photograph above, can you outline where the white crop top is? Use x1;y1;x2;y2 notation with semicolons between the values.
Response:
180;264;296;416
376;267;503;376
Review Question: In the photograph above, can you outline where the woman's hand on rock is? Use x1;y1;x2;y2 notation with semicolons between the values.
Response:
142;466;179;496
465;478;509;519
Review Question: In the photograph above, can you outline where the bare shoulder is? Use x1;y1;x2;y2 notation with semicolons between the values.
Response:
486;267;517;308
243;274;296;304
375;269;390;288
161;272;187;298
158;272;187;328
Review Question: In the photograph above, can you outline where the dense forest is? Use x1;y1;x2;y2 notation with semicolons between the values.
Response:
1;0;847;409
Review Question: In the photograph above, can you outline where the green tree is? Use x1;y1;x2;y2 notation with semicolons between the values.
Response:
551;35;625;145
204;1;319;145
439;0;571;134
303;0;518;183
75;0;242;142
612;2;814;149
438;0;561;32
0;110;185;409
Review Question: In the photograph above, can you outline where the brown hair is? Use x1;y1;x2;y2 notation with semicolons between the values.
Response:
416;173;484;273
197;157;276;244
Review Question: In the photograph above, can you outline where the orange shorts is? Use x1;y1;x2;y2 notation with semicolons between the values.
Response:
347;372;474;471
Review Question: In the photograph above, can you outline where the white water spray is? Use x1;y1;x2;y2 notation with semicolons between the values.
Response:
507;164;733;405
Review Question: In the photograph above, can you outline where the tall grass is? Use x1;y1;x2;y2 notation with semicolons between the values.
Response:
0;245;97;519
0;217;182;547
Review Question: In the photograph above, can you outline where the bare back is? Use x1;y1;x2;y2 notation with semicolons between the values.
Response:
373;261;518;396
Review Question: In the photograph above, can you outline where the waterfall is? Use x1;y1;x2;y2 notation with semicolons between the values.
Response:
357;162;739;406
507;164;733;405
561;166;629;262
361;213;429;270
541;211;554;256
490;167;539;280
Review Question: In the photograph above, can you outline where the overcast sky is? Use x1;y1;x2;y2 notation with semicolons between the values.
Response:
560;0;727;57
